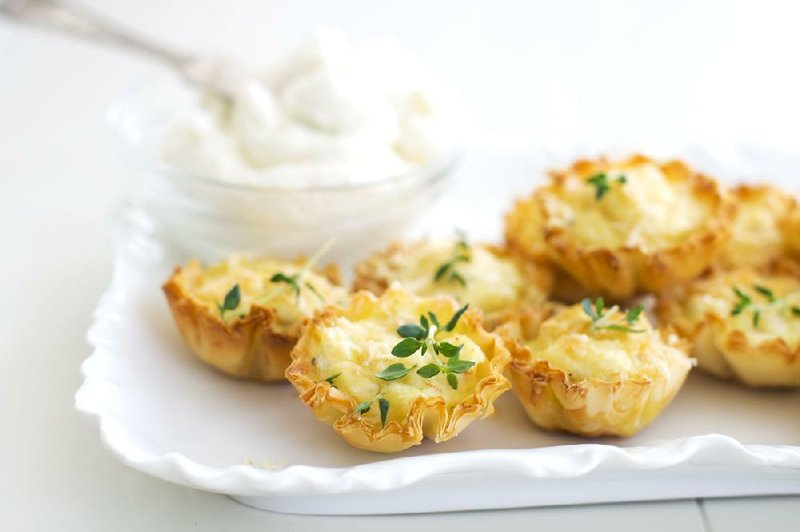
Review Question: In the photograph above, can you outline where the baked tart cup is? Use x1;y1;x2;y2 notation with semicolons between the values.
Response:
533;154;732;299
504;196;589;303
352;236;552;328
718;184;798;270
498;300;692;437
504;194;550;263
781;201;800;260
163;255;347;381
657;267;800;387
286;286;512;453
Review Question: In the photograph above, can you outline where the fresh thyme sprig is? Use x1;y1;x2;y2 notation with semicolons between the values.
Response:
217;284;241;316
586;173;628;200
269;238;335;301
730;284;795;328
581;297;645;333
354;395;390;428
319;372;341;387
375;304;474;390
433;231;471;288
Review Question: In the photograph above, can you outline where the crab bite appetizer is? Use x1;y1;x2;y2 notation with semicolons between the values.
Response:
353;234;552;327
657;268;800;387
163;254;347;381
286;287;511;453
718;184;798;270
514;155;731;299
499;299;692;437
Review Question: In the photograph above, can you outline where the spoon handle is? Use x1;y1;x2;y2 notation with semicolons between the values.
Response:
0;0;188;67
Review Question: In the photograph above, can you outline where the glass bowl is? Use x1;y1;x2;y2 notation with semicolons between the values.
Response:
107;76;461;265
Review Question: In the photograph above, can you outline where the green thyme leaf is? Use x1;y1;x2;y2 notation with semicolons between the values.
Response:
587;173;610;200
583;298;645;334
581;298;597;320
594;297;605;317
446;358;476;373
446;372;458;390
391;338;422;357
450;271;467;288
397;324;426;340
433;233;472;287
355;401;371;414
433;262;452;282
323;373;341;386
270;272;300;297
378;398;390;428
304;281;324;301
753;310;762;328
427;311;441;329
444;303;469;332
375;363;414;381
217;284;241;315
754;285;776;302
587;172;627;200
268;239;335;301
420;314;430;330
625;305;644;325
604;324;646;334
732;286;752;316
792;306;800;317
438;342;463;358
416;363;441;378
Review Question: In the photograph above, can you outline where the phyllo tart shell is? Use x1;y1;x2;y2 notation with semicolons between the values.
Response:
286;286;512;453
163;256;346;381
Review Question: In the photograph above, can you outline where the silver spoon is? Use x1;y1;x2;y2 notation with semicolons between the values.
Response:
0;0;249;99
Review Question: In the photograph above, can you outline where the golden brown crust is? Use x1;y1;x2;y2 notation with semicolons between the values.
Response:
781;200;800;260
498;303;692;437
539;155;732;299
657;267;800;387
285;288;512;453
163;259;343;382
352;239;552;328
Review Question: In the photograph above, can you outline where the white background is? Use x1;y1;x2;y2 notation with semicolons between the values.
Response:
2;0;799;529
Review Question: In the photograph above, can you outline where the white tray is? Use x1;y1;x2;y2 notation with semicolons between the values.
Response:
76;143;800;515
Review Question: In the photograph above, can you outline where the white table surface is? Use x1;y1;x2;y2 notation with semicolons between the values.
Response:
2;1;799;529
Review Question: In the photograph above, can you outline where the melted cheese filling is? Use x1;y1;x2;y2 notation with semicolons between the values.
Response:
545;163;711;251
684;274;800;349
524;305;679;381
387;241;525;314
184;256;347;334
307;305;487;425
721;189;788;267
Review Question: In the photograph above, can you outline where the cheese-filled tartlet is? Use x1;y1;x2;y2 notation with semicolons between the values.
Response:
352;236;552;327
513;155;731;299
499;300;692;437
163;255;348;381
286;287;512;453
657;268;800;387
718;184;798;270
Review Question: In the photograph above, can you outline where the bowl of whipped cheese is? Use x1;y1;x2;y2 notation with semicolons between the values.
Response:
109;29;462;262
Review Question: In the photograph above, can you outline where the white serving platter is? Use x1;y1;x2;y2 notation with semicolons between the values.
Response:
76;143;800;515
